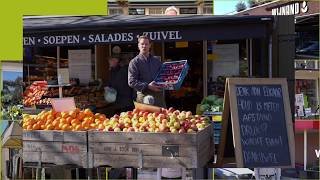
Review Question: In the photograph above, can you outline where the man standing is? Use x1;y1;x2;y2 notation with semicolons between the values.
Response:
128;35;166;108
107;57;135;116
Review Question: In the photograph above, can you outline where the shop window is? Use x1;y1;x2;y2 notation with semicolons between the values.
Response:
129;8;145;15
164;41;203;113
60;46;96;85
203;6;213;15
295;79;320;119
207;40;248;97
23;47;57;84
148;8;165;15
108;8;123;15
179;8;197;14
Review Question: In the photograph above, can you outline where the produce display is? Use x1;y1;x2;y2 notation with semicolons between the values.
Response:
154;60;189;90
23;107;210;133
23;81;48;107
23;108;107;131
199;95;224;113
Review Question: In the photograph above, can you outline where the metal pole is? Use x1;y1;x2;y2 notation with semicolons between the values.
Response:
57;46;63;98
268;36;272;78
76;168;79;180
97;167;101;180
161;41;165;62
94;45;98;80
203;40;208;97
249;39;253;77
41;168;45;180
304;130;307;171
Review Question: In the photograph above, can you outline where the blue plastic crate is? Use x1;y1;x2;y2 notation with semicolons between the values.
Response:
154;60;189;90
213;123;222;130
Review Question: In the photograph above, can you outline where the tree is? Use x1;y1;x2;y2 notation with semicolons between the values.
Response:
236;1;247;12
248;0;258;8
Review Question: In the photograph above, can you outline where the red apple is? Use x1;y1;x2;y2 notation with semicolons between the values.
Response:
187;129;195;133
117;123;125;129
178;128;186;133
170;128;178;133
162;119;168;124
113;114;120;119
133;108;140;114
191;124;198;131
168;107;175;113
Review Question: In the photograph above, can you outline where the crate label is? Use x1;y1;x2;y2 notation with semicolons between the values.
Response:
162;145;179;157
24;142;42;151
102;144;141;153
61;144;80;153
23;131;40;139
53;131;64;141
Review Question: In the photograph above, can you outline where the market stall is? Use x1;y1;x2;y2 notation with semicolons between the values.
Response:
22;15;295;179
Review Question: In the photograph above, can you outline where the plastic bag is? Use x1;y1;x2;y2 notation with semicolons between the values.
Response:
104;86;117;103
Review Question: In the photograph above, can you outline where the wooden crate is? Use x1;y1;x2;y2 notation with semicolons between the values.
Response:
23;130;88;167
88;124;214;168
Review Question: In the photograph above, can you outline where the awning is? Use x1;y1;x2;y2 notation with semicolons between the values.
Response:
23;15;274;47
1;122;22;149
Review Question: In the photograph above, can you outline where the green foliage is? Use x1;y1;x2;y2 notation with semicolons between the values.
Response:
1;76;23;122
236;1;247;12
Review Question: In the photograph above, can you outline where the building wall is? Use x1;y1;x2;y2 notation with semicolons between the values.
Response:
108;0;213;15
237;0;319;17
295;131;320;166
1;148;10;180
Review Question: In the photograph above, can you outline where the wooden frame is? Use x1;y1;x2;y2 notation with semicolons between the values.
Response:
217;78;295;168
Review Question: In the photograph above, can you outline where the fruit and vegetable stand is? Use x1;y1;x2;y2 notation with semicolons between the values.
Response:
23;130;88;168
22;107;215;178
88;124;213;168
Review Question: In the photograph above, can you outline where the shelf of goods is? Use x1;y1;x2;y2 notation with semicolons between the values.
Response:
22;108;214;168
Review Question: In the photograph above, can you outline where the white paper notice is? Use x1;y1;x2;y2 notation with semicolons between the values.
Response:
211;44;239;80
295;93;304;106
68;49;92;85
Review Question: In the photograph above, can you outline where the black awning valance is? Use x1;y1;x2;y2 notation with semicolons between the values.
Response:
23;15;273;47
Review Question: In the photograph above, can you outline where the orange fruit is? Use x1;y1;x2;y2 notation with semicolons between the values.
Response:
94;113;101;118
66;117;73;124
71;119;79;125
75;124;83;131
46;124;54;130
61;124;69;131
52;120;59;127
27;125;33;130
95;118;101;124
99;114;106;121
84;109;93;117
61;112;69;119
32;123;40;130
22;123;27;129
90;123;97;128
47;115;54;121
77;112;85;120
98;124;105;130
81;121;89;127
56;112;62;118
69;111;77;118
60;118;67;124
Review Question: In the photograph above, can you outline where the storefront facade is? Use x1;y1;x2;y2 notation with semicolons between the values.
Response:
236;0;320;171
23;15;295;112
21;15;296;179
108;0;213;15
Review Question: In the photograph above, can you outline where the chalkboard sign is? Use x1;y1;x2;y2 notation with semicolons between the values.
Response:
217;78;295;168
